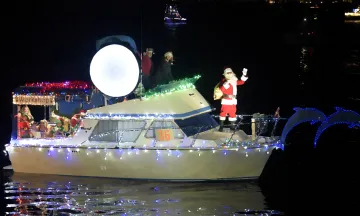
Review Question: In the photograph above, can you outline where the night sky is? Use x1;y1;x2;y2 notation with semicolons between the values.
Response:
2;0;359;142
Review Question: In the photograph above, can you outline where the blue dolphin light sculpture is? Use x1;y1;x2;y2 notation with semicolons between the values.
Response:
314;107;360;146
280;107;327;145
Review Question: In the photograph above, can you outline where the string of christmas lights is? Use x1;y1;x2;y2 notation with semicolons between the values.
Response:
13;81;93;101
6;142;281;162
13;88;92;97
85;113;286;121
8;127;281;150
54;145;274;161
25;81;90;90
143;75;201;99
85;113;176;120
211;114;287;121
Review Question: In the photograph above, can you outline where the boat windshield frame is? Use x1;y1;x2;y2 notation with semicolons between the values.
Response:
174;113;219;137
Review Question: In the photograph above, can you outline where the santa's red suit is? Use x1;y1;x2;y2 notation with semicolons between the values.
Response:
18;121;31;138
218;67;248;131
71;110;86;128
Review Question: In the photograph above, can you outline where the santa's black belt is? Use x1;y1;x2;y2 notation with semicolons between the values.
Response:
223;95;236;99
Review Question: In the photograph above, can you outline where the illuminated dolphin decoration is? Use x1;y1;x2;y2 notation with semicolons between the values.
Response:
280;107;326;145
314;107;360;146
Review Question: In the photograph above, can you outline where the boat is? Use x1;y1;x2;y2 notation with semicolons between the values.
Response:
3;76;283;181
3;39;283;181
345;6;360;20
164;3;187;26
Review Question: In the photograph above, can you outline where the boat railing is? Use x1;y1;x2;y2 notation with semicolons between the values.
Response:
14;116;287;146
211;114;286;136
190;126;204;147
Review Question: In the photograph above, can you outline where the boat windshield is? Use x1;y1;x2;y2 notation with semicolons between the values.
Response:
174;113;218;137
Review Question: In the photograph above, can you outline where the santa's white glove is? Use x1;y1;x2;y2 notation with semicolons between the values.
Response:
242;68;248;76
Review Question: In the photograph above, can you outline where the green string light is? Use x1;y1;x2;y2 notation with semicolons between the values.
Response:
143;75;201;100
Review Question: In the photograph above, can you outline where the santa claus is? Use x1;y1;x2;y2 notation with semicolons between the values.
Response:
71;110;86;128
215;67;249;132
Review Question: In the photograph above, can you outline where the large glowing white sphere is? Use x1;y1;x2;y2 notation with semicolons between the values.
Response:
90;44;139;97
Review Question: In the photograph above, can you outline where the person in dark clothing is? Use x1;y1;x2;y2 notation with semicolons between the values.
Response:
155;51;174;85
141;48;154;90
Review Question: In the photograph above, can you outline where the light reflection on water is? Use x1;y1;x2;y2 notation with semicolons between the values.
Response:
3;173;282;215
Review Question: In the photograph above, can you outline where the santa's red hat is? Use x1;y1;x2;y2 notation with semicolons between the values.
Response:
79;109;86;116
223;67;233;74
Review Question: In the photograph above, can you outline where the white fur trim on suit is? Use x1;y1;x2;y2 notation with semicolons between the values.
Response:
229;80;237;95
219;116;226;120
229;117;237;121
221;98;237;105
223;82;230;89
241;76;248;81
224;68;233;74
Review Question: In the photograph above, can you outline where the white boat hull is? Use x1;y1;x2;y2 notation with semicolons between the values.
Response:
6;146;277;181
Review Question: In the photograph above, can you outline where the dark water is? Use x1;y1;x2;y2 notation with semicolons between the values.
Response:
2;2;360;215
1;173;281;215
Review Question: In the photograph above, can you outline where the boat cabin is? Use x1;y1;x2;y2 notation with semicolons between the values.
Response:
83;87;219;148
11;75;222;149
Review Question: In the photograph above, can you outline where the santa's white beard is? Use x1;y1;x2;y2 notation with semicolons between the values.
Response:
225;75;238;86
222;75;237;95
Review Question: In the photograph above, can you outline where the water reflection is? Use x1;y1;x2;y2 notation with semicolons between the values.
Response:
344;21;360;103
3;173;282;215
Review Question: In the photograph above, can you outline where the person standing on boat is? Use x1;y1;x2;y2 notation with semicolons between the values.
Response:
154;51;174;85
70;109;86;133
216;67;248;132
17;105;34;126
141;48;154;90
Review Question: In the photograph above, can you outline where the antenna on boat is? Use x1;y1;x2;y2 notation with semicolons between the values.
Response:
139;6;143;99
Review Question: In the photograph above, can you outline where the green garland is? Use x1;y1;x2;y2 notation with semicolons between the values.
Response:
143;75;201;100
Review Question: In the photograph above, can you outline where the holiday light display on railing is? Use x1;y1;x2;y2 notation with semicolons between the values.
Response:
6;141;279;163
13;81;92;101
85;113;180;120
8;132;280;151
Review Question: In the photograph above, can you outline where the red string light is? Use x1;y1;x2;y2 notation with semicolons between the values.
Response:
25;81;91;92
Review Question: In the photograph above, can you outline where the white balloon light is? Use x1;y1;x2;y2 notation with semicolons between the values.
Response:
90;44;139;97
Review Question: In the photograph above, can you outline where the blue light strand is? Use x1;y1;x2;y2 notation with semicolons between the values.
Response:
314;107;360;146
86;113;175;120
